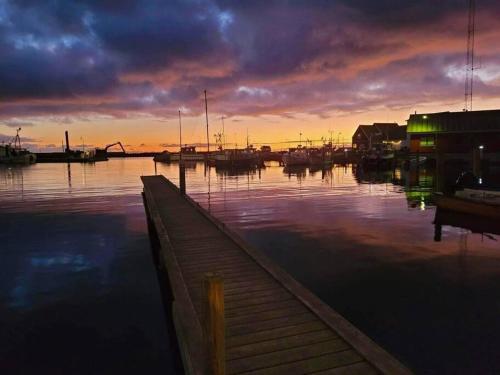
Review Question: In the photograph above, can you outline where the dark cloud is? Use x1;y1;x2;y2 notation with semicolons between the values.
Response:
1;0;500;123
0;133;35;143
1;118;35;127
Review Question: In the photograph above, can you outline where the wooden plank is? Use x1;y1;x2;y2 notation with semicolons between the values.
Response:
310;361;379;375
227;321;328;347
225;291;296;310
227;330;338;360
227;341;354;374
226;305;309;326
229;350;363;375
225;299;300;318
227;312;317;336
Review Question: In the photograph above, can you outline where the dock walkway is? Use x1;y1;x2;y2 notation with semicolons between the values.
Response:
142;175;411;375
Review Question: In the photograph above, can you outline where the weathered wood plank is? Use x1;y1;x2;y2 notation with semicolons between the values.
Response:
227;312;317;336
225;299;301;318
310;361;380;375
226;305;309;326
227;321;328;347
227;342;355;374
227;330;338;360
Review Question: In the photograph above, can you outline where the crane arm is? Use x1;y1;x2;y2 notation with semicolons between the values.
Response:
104;141;126;153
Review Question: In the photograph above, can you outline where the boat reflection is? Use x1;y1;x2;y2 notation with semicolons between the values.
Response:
433;207;500;241
283;165;307;179
214;165;263;178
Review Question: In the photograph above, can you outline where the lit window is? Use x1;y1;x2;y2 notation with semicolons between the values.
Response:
420;136;435;147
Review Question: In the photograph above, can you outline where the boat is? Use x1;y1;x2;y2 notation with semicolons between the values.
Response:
282;146;309;166
153;151;171;163
0;144;36;164
308;145;334;166
434;190;500;219
0;129;36;164
434;207;500;240
170;146;205;161
360;149;394;169
214;147;259;169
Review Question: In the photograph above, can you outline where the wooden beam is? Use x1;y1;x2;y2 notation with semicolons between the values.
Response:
203;273;225;375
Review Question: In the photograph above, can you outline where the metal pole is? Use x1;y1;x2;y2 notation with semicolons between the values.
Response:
179;110;182;162
179;109;186;195
205;90;210;157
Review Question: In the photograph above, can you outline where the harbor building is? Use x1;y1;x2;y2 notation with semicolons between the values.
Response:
352;123;407;150
406;110;500;157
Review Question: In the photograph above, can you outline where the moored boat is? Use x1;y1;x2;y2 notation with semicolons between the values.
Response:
153;150;171;163
214;147;259;169
170;146;205;161
434;190;500;219
282;146;309;166
0;144;36;164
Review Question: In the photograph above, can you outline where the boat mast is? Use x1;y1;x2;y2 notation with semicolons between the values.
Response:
179;109;182;162
221;115;226;149
204;90;210;155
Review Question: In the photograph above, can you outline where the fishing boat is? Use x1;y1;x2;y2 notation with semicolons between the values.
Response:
0;129;36;164
214;147;259;169
308;145;334;166
282;146;309;166
434;189;500;219
153;150;171;163
0;144;37;164
360;149;394;169
170;146;205;161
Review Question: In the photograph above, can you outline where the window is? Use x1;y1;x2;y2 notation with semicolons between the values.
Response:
420;136;435;147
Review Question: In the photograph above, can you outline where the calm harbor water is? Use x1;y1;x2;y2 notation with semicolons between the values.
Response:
1;158;499;374
0;160;178;374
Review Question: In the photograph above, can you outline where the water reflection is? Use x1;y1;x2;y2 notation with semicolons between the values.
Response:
156;160;500;374
2;159;499;373
434;207;500;240
0;160;174;373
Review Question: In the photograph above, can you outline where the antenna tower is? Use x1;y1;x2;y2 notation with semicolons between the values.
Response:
464;0;476;111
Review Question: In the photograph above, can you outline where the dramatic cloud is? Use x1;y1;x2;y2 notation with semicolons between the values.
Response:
1;0;500;125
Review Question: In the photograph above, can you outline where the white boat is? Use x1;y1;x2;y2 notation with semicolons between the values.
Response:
170;146;205;161
282;146;309;166
214;148;259;169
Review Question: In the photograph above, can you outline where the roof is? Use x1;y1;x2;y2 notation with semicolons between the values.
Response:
407;109;500;134
353;123;406;142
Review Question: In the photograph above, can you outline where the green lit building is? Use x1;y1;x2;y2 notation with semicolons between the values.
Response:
407;109;500;154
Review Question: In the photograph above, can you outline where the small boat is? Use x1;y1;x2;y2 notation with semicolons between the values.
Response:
434;190;500;219
153;151;171;163
361;149;394;169
0;144;36;164
308;145;334;166
214;148;259;169
282;146;309;166
170;146;205;161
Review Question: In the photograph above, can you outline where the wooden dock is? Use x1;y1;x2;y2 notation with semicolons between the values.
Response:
142;175;412;375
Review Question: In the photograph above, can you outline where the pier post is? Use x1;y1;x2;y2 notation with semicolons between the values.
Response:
179;162;186;195
203;273;225;375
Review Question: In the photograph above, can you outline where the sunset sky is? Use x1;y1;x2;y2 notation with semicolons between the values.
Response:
1;0;500;151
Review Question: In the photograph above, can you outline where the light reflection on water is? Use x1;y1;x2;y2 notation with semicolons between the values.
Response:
159;160;500;374
1;158;499;374
0;159;173;374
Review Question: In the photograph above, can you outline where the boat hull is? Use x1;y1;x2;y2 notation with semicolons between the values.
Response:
170;154;205;161
434;193;500;219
